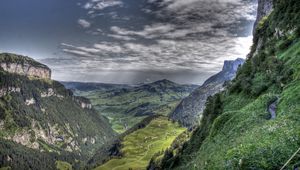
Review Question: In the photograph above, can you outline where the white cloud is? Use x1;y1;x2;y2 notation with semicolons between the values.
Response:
83;0;123;10
78;19;91;28
60;34;252;73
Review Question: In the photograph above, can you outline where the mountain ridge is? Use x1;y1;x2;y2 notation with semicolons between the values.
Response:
0;54;117;169
170;58;245;128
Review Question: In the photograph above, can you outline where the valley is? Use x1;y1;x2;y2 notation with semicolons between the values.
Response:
1;0;300;169
63;80;197;134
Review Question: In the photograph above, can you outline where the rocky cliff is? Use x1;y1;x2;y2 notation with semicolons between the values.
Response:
252;0;273;55
253;0;273;31
0;53;51;79
170;58;244;128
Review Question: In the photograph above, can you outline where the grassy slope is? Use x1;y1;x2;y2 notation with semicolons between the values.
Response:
180;51;300;168
158;0;300;169
96;117;186;170
74;82;194;134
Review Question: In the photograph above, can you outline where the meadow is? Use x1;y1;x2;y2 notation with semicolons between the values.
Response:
96;117;186;170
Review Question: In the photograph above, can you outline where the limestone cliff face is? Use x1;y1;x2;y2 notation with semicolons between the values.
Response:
0;53;51;79
170;58;245;128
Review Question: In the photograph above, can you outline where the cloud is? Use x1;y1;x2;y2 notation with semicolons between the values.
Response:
51;0;257;84
83;0;123;10
60;35;252;72
78;19;91;28
107;34;136;41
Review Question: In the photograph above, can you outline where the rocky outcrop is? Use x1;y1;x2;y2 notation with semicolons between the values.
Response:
252;0;273;56
254;0;273;31
0;86;21;97
74;96;92;109
41;88;64;98
0;53;51;79
202;58;245;87
170;58;245;128
25;98;36;106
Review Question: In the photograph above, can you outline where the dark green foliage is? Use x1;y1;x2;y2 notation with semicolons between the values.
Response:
229;51;290;96
0;139;80;170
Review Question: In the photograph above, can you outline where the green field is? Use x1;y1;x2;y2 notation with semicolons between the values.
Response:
96;117;186;170
56;161;72;170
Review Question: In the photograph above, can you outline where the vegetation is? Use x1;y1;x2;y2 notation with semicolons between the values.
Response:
158;0;300;169
0;139;79;170
0;53;49;69
70;80;196;133
56;161;73;170
0;57;116;169
95;117;186;170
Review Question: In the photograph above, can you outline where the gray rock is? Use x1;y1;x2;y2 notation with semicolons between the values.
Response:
253;0;273;32
170;58;245;128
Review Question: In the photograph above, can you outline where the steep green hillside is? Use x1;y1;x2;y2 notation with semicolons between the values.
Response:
96;117;186;170
64;80;197;134
0;54;116;169
157;0;300;169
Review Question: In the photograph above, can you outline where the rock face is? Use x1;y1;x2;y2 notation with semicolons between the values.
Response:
0;86;21;97
252;0;273;56
170;58;245;128
74;96;93;109
254;0;273;31
0;53;51;79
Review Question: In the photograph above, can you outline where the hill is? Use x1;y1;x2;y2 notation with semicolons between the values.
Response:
155;0;300;169
0;53;116;169
62;79;198;134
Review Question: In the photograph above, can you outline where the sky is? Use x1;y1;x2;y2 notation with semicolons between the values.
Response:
0;0;257;85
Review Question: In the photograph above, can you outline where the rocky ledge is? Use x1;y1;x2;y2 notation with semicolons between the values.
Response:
0;53;51;79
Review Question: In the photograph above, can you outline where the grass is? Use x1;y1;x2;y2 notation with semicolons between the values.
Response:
95;117;186;170
56;161;72;170
0;167;11;170
168;32;300;170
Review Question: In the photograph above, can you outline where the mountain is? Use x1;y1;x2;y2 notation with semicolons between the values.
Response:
61;81;131;92
0;53;116;169
63;79;198;134
170;58;244;128
154;0;300;169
